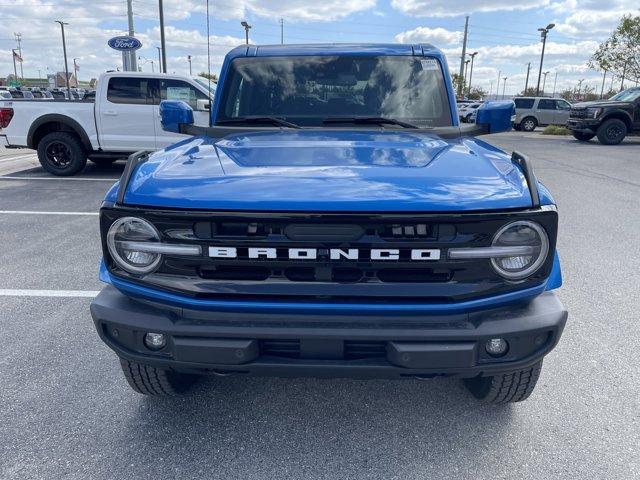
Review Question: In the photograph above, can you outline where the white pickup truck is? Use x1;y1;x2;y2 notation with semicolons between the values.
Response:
0;71;214;175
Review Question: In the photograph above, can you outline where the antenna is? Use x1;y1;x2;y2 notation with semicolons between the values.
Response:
206;0;212;127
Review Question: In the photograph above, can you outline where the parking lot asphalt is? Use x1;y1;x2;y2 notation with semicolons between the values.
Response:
1;133;639;479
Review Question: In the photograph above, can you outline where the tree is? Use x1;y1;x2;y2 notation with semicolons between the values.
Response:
589;14;640;89
451;74;467;98
467;86;487;100
197;72;218;83
519;87;538;96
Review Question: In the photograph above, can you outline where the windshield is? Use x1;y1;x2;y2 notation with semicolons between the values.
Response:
218;55;452;127
193;77;216;96
609;88;640;102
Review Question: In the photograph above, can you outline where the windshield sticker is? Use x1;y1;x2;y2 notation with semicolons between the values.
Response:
166;87;193;101
420;59;439;71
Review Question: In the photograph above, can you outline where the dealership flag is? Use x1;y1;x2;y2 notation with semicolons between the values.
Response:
13;50;22;63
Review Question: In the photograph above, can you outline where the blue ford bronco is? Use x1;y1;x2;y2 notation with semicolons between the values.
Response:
90;44;567;403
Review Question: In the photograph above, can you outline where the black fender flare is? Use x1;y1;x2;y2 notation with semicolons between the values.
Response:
600;109;634;129
27;114;93;151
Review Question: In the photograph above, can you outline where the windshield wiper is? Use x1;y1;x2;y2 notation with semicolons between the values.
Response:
217;116;301;129
322;116;419;129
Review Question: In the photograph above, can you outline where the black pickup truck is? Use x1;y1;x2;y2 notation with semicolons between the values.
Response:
567;87;640;145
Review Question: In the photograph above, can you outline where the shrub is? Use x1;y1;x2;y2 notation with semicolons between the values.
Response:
542;125;570;135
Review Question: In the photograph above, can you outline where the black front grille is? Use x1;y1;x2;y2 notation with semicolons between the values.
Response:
260;339;386;360
570;108;588;119
100;208;558;302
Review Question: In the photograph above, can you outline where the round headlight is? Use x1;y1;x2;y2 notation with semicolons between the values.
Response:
107;217;162;274
491;221;549;280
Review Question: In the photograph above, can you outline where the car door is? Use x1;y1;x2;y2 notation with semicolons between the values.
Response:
536;99;556;125
554;99;572;125
152;78;211;149
96;76;157;150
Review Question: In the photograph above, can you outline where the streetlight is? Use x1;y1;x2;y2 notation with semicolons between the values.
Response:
138;56;155;72
55;20;71;100
241;21;252;45
535;23;555;96
156;46;162;73
187;55;192;76
502;76;508;99
524;62;531;93
541;71;549;96
466;51;478;96
463;59;470;87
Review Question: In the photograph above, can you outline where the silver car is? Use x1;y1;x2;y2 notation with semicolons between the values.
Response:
514;97;572;131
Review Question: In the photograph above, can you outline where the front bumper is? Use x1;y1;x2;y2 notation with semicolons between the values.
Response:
567;119;599;133
90;286;567;379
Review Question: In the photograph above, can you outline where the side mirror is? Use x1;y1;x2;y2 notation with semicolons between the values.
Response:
160;100;194;133
196;99;210;111
475;101;516;133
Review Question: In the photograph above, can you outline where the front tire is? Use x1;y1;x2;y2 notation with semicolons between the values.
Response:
596;118;627;145
463;361;543;404
37;131;87;176
119;359;200;396
572;131;595;142
521;117;537;132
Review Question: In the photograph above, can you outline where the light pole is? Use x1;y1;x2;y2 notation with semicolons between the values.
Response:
496;70;501;98
188;55;192;76
535;23;555;96
502;76;508;99
11;49;19;83
156;47;162;73
73;58;79;83
524;62;531;93
466;52;478;96
279;18;284;44
541;71;549;95
463;59;470;87
241;21;252;45
55;20;71;100
158;0;167;73
138;56;155;72
600;69;607;99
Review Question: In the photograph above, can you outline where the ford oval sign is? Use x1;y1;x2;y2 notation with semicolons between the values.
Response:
108;36;142;52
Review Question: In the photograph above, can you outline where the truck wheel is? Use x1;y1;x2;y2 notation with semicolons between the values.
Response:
463;361;543;404
37;131;87;176
521;117;537;132
572;131;595;142
119;358;199;396
596;118;627;145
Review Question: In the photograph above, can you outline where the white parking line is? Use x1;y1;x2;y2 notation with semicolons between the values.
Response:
0;176;118;181
0;210;98;216
0;289;99;298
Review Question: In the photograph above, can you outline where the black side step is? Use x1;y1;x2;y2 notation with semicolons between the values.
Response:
116;150;150;205
511;151;540;208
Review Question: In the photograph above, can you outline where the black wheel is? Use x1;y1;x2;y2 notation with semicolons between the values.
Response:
513;123;522;131
119;358;200;396
89;157;116;167
572;131;595;142
37;131;87;176
463;361;543;404
596;118;627;145
521;117;537;132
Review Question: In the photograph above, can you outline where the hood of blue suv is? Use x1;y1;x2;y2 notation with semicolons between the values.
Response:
119;130;534;212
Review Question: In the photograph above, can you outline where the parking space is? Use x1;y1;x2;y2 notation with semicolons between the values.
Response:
1;133;639;479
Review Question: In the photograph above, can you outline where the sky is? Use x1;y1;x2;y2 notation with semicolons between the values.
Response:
1;0;639;96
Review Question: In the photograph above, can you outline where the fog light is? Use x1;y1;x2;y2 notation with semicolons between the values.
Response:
144;332;166;350
485;338;509;357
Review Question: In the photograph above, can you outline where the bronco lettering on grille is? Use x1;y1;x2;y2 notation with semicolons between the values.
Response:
208;247;441;261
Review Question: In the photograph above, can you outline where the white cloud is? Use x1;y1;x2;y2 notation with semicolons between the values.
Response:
391;0;550;18
395;27;462;46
